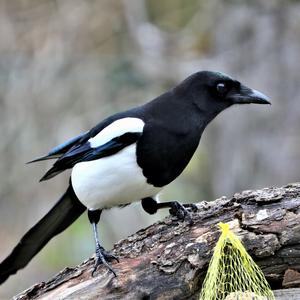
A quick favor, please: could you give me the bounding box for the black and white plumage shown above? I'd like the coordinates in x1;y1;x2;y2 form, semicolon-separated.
0;71;270;283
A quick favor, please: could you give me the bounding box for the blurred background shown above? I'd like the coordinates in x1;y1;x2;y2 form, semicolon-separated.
0;0;299;297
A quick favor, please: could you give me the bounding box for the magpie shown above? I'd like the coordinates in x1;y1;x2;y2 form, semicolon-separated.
0;71;270;284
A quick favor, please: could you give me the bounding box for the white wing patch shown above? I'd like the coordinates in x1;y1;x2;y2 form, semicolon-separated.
89;117;145;148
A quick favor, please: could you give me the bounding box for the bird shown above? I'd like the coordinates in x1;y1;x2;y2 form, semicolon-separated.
0;70;270;284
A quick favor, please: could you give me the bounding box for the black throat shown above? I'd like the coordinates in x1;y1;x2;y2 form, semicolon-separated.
135;90;219;187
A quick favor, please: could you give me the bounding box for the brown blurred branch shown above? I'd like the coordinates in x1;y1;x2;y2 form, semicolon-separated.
14;183;300;300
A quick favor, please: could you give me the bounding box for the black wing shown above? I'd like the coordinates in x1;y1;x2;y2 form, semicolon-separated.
27;106;143;164
27;131;88;163
27;112;123;164
40;132;142;181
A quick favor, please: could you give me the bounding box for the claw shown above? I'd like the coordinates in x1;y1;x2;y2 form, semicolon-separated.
183;203;198;212
92;258;117;277
92;244;118;277
99;246;119;263
169;201;194;225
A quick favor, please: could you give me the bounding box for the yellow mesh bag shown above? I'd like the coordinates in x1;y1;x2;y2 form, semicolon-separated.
199;222;275;300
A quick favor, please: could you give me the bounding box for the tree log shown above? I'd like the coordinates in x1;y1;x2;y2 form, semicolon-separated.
14;183;300;300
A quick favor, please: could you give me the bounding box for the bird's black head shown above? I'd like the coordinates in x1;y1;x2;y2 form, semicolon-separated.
175;71;270;118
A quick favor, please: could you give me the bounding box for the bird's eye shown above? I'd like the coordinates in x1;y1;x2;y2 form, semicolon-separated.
216;82;228;96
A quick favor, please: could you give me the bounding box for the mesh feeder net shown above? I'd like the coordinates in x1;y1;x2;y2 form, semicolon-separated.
199;222;275;300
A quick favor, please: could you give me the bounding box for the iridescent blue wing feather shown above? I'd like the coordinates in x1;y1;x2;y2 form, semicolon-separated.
28;131;88;163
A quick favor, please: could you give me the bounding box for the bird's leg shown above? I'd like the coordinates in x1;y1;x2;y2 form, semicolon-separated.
141;197;197;224
88;210;119;277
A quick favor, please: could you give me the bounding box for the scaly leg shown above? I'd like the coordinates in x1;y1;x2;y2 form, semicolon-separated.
88;210;119;277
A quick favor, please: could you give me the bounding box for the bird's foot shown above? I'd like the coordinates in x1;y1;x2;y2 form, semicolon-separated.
168;201;196;225
92;244;119;277
182;203;198;212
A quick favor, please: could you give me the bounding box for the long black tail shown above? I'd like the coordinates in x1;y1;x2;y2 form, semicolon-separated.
0;185;86;284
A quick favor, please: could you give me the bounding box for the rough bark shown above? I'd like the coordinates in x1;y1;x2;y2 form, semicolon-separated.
14;183;300;300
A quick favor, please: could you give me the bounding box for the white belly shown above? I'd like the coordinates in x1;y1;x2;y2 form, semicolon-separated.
71;144;161;210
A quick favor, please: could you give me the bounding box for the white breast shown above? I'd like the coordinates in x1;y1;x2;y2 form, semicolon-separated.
71;144;161;210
